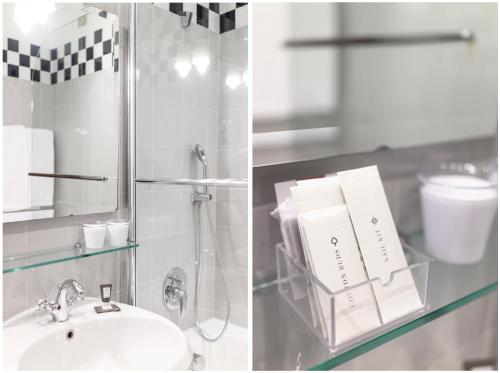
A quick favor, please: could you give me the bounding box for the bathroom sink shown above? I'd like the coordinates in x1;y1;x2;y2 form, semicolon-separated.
3;299;192;370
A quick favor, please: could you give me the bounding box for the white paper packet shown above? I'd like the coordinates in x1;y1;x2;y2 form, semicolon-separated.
338;165;422;323
290;178;346;337
298;205;381;345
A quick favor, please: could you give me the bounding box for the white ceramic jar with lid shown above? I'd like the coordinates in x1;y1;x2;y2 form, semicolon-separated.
418;160;497;264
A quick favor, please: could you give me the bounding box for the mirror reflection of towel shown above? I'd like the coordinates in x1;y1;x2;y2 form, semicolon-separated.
30;128;55;208
3;125;54;213
3;125;30;212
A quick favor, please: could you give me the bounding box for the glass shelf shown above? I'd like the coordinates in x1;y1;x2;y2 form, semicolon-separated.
253;228;497;370
3;242;138;274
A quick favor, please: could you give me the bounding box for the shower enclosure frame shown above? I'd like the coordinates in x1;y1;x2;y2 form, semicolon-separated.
128;2;137;306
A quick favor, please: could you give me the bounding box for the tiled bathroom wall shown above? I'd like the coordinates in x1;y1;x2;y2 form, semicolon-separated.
134;3;248;329
2;3;130;321
3;9;119;84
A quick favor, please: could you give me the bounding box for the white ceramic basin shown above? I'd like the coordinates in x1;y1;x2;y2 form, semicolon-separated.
3;299;192;370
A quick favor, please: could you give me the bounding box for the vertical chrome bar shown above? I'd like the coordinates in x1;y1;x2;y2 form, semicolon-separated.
128;2;137;306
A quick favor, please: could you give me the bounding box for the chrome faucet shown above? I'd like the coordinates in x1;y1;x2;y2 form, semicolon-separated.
36;279;86;322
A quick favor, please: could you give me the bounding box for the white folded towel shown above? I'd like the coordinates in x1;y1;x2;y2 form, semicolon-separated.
3;125;30;212
29;128;55;208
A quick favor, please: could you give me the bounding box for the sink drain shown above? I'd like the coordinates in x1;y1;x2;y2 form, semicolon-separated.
66;329;75;340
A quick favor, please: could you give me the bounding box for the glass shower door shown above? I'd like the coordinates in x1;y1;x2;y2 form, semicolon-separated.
133;3;248;370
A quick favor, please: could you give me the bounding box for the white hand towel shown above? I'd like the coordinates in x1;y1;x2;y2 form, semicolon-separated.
29;128;55;208
3;125;30;212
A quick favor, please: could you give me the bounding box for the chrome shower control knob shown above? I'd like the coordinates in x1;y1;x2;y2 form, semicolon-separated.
163;268;187;319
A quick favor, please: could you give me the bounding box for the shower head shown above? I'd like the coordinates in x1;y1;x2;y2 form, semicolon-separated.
194;144;209;194
194;144;208;166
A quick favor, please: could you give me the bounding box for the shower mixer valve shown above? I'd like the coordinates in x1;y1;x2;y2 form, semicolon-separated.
191;191;212;203
163;268;187;320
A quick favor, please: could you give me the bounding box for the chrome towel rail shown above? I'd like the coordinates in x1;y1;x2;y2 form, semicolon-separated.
28;173;109;182
285;29;474;48
135;178;248;188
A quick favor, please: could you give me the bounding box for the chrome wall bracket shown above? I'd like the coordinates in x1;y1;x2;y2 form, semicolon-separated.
180;11;192;28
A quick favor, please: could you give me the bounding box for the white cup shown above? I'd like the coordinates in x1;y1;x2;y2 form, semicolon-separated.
82;222;107;249
419;161;497;264
107;220;129;247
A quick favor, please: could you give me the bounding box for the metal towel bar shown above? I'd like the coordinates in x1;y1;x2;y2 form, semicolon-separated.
285;29;474;48
28;173;109;182
135;178;248;188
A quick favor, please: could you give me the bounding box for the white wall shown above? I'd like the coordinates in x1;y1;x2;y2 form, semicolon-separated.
338;2;497;148
253;3;497;166
253;3;339;121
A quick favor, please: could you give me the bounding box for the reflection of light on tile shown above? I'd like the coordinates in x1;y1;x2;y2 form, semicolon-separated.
192;54;210;74
242;69;248;85
74;128;89;136
174;59;192;78
225;72;241;90
15;1;55;34
136;69;141;80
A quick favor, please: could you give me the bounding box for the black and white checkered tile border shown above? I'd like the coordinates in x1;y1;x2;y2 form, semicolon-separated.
169;3;248;34
3;26;119;85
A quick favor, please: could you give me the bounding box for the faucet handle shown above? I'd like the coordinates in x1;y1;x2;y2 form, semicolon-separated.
36;292;53;311
36;291;48;304
167;273;183;285
177;289;186;320
66;281;86;306
71;280;85;295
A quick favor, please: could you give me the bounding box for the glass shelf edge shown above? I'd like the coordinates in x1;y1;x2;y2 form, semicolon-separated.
3;243;139;274
309;282;498;371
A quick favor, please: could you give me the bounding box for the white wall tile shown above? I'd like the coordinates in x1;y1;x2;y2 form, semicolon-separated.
136;282;152;310
152;146;182;178
180;106;207;149
152;51;182;104
136;48;153;99
152;100;182;147
152;189;182;237
216;227;247;270
136;97;153;146
218;108;247;150
151;234;182;281
137;4;154;52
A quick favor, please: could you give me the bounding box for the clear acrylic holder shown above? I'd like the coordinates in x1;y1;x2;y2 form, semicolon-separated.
276;240;431;353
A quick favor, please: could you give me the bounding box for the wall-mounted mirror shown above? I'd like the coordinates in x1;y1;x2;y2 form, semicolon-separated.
3;3;120;222
253;3;497;166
